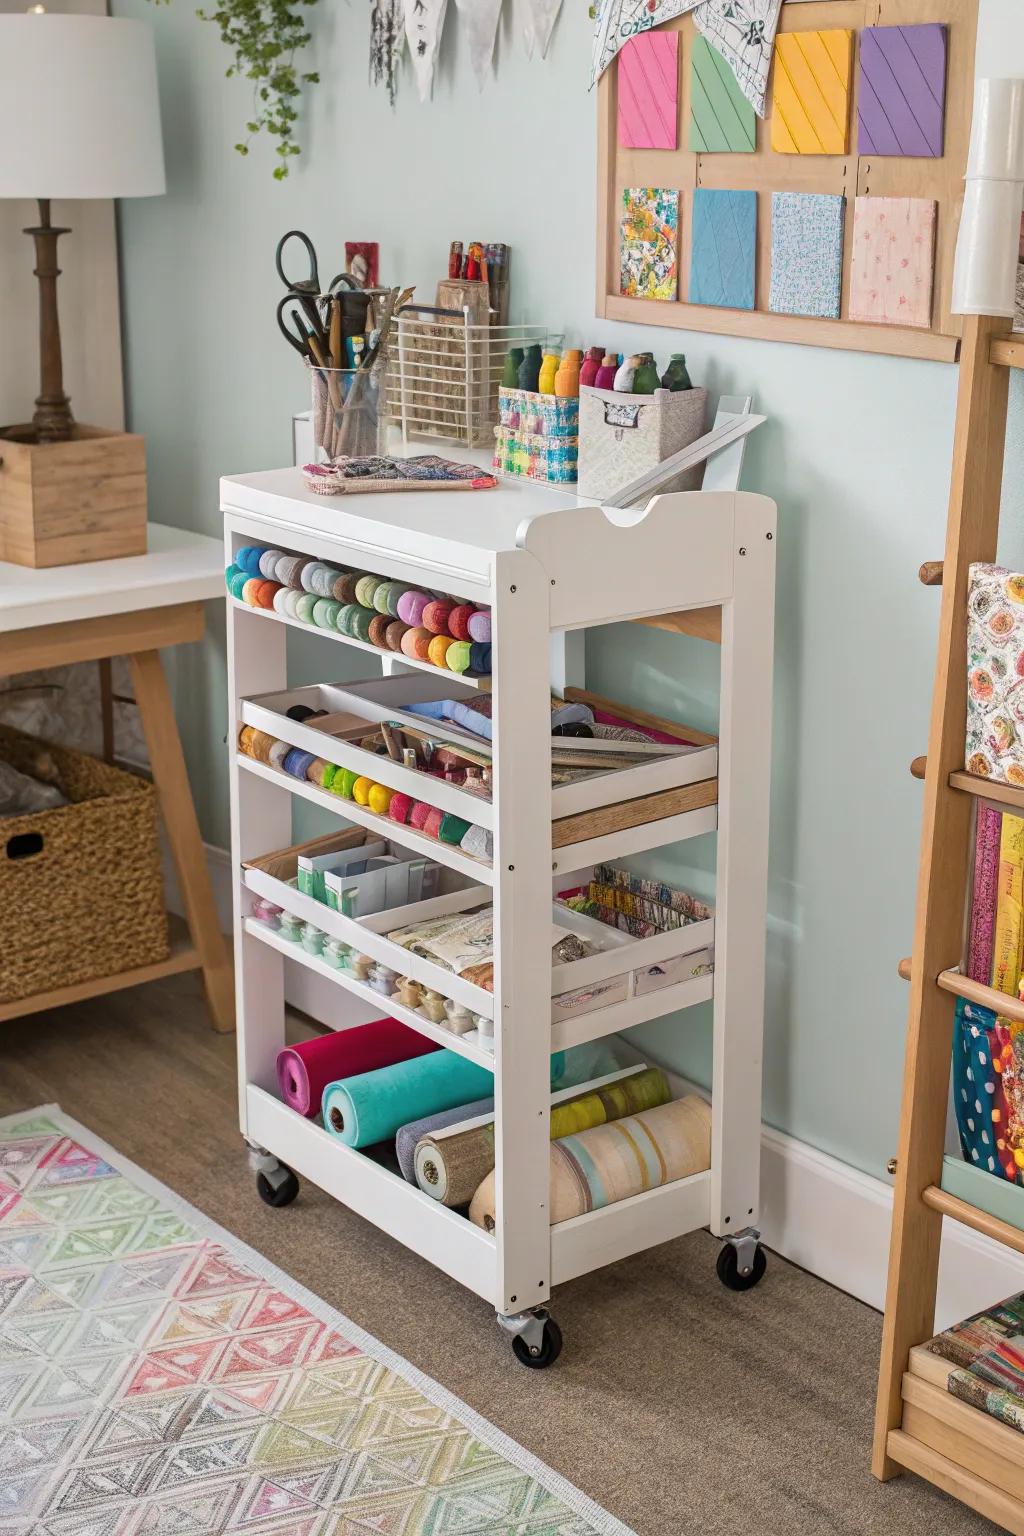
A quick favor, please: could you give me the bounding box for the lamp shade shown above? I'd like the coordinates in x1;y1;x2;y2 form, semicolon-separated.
0;15;165;199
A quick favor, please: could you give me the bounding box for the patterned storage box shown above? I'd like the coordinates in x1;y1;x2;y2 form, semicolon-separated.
577;385;707;503
493;426;578;485
966;563;1024;785
497;387;579;439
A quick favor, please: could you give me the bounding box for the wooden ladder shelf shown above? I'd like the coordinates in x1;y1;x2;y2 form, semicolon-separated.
873;312;1024;1529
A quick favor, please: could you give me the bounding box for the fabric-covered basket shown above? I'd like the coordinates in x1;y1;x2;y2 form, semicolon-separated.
0;724;168;1003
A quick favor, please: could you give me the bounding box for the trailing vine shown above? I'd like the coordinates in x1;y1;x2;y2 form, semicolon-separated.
155;0;320;178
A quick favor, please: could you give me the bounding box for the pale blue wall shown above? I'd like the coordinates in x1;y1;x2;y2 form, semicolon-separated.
116;0;1024;1179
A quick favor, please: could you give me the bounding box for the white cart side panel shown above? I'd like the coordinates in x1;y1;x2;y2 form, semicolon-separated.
226;576;291;1135
246;1087;497;1303
491;548;555;1314
518;492;771;629
710;494;777;1236
550;1172;712;1285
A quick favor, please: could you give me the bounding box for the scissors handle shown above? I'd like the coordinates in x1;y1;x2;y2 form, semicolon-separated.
276;294;312;359
275;229;320;295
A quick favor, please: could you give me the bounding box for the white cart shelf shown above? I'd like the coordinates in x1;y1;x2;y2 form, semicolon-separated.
224;455;776;1360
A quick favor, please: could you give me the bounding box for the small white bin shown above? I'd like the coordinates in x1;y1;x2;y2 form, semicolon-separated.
577;385;707;502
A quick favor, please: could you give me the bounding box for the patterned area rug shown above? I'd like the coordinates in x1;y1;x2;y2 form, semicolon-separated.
0;1107;634;1536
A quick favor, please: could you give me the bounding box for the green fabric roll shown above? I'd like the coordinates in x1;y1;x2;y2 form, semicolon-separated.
414;1066;670;1207
349;606;374;644
322;1052;495;1149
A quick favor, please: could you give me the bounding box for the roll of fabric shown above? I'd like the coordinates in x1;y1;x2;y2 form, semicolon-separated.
322;1052;496;1148
469;1095;711;1230
395;1096;495;1182
415;1067;670;1207
276;1018;439;1118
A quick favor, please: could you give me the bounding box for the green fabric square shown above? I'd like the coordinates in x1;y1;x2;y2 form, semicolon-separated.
689;35;756;153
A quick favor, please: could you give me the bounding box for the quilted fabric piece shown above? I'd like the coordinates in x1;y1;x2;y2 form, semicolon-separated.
689;188;756;309
0;1108;633;1535
858;24;946;157
689;34;756;151
620;186;679;300
849;195;936;329
769;191;844;318
966;562;1024;786
771;29;852;154
618;30;679;149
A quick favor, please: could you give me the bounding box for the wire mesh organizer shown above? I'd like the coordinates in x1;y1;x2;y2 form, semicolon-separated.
385;305;562;447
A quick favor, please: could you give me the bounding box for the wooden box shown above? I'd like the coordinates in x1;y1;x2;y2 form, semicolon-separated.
0;425;147;568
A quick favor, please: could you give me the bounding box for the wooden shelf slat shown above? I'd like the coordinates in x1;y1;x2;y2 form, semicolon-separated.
0;914;200;1023
632;607;722;644
886;1430;1024;1534
949;769;1024;812
921;1184;1024;1256
990;335;1024;370
936;966;1024;1023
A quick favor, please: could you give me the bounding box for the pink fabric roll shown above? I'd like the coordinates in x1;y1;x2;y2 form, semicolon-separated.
397;590;430;627
276;1017;439;1118
467;610;491;643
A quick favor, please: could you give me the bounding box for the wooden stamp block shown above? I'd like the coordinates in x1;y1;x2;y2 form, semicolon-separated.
0;425;147;568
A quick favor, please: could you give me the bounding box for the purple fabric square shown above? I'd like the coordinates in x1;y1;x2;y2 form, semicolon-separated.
858;24;946;158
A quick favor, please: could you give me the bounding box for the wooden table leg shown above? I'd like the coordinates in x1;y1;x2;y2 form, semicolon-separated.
128;648;235;1034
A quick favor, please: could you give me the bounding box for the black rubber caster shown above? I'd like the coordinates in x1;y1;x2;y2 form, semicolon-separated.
256;1165;300;1208
511;1318;563;1369
716;1241;767;1292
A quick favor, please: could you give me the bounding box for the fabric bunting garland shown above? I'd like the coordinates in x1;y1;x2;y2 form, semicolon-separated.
591;0;783;117
404;0;450;100
454;0;504;86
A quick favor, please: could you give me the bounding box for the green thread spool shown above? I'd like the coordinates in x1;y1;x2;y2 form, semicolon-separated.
349;607;374;644
321;763;339;791
334;767;360;799
445;640;472;674
502;347;524;389
438;813;472;844
313;598;342;629
295;593;318;624
228;571;249;601
335;604;358;635
355;574;384;608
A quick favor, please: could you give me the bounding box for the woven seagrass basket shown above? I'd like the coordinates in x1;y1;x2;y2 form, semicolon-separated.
0;724;168;1003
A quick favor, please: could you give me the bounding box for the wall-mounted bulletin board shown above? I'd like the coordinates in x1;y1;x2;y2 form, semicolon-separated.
596;0;980;362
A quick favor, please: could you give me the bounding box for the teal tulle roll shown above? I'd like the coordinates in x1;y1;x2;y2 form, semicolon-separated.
322;1048;569;1148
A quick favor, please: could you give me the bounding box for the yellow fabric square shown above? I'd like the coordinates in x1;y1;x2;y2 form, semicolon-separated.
771;30;852;154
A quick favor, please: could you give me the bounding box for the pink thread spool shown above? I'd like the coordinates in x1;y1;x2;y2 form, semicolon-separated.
467;610;491;643
423;806;444;838
408;801;431;831
397;590;430;627
422;599;455;636
389;791;414;824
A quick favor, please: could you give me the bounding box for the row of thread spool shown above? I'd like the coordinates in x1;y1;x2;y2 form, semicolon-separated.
502;345;695;398
227;544;492;676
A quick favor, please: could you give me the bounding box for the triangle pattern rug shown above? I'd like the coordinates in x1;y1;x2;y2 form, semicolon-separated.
0;1107;635;1536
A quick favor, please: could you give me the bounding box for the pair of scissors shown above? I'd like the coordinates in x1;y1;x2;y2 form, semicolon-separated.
275;229;361;360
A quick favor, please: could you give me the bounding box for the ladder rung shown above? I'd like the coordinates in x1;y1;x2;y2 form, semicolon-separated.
937;968;1024;1023
949;770;1024;813
898;957;911;981
921;1184;1024;1256
910;756;926;780
918;561;943;586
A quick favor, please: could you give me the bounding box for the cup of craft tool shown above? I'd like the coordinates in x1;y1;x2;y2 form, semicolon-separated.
309;364;386;461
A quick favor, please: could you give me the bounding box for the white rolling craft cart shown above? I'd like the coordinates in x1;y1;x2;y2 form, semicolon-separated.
223;409;776;1368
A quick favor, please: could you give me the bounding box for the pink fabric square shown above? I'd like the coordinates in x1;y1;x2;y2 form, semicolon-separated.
849;196;936;329
617;32;679;150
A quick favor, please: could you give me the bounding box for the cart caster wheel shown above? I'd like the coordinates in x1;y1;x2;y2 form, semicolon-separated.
256;1165;299;1208
511;1318;562;1369
716;1240;767;1292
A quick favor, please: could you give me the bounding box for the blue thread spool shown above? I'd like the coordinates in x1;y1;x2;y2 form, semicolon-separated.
312;565;343;598
300;561;325;593
469;642;491;674
238;546;266;577
283;748;315;779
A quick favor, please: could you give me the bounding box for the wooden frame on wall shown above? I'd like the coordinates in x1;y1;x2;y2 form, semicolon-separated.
596;0;980;362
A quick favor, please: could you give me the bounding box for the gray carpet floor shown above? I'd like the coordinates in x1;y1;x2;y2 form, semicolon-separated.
0;970;1000;1536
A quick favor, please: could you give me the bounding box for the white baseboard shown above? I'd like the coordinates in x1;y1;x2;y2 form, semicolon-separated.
177;844;1024;1327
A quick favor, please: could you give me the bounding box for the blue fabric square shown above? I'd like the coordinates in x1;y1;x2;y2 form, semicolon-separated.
769;192;845;319
689;189;756;310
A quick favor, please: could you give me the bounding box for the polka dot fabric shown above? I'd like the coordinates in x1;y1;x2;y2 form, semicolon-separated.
953;998;1024;1182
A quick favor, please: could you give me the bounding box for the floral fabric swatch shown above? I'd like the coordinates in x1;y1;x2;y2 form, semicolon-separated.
768;191;844;319
620;187;679;301
849;196;936;329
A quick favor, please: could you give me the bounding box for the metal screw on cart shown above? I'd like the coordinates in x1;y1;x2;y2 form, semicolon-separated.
510;584;517;592
739;547;746;556
766;532;773;540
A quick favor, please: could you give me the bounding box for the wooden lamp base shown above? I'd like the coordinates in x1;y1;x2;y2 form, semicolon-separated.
0;424;147;568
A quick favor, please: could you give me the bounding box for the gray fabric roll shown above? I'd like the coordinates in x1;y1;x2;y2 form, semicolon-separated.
395;1095;495;1182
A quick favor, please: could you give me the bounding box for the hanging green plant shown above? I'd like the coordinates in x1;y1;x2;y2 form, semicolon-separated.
154;0;320;178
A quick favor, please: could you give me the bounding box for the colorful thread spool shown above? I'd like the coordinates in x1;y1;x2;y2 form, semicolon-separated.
389;791;414;824
313;598;342;629
423;806;444;839
372;580;407;616
367;614;392;649
421;599;455;635
332;767;360;799
241;578;261;606
334;604;358;636
283;748;316;779
439;812;471;844
295;593;318;625
467;610;491;643
273;588;291;616
352;776;375;806
300;561;327;593
249;731;276;763
282;590;304;620
461;824;492;859
427;634;453;669
273;553;305;587
469;642;491;674
349;607;374;644
367;783;393;816
258;549;285;580
396;590;430;628
306;758;330;787
255;580;279;609
401;627;432;661
237;725;256;756
301;924;325;956
445;640;472;674
354;574;384;608
333;571;363;604
268;740;291;771
447;604;475;641
385;620;409;651
408;801;431;831
236;546;265;577
311;565;344;598
228;571;249;601
320;763;339;791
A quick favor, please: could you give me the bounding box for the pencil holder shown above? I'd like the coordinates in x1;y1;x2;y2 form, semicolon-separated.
309;363;386;463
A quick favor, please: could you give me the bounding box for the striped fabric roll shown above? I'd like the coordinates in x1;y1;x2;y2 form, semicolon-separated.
468;1095;711;1231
